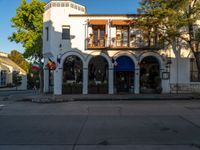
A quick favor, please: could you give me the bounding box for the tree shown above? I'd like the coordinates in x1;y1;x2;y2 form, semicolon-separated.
138;0;200;72
13;71;22;90
9;0;46;93
8;50;30;73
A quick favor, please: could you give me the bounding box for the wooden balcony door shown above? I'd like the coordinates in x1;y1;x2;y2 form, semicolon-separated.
93;25;105;47
116;26;129;47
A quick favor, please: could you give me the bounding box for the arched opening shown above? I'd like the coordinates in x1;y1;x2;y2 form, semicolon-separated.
114;56;135;93
140;56;161;93
88;56;108;94
62;55;83;94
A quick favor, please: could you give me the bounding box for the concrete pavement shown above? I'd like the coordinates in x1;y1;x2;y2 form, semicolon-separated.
0;115;200;150
32;93;200;103
1;90;200;102
0;145;199;150
0;99;200;150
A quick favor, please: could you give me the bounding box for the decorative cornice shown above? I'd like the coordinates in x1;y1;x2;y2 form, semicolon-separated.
69;14;144;17
45;0;86;13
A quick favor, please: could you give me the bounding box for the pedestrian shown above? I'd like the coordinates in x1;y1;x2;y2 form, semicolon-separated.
33;85;37;93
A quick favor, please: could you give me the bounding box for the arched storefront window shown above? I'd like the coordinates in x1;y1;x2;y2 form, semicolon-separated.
88;56;108;94
62;56;83;94
140;56;161;93
114;56;135;93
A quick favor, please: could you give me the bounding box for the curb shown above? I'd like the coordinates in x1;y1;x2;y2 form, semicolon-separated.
74;97;199;101
32;96;200;103
2;94;200;103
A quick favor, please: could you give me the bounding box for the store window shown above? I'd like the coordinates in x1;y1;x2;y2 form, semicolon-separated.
190;58;200;82
0;70;6;86
88;56;108;94
62;56;83;94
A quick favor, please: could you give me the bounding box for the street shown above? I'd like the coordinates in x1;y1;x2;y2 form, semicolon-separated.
0;98;200;150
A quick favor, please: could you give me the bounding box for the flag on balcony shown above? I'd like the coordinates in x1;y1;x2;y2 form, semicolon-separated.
46;58;56;70
57;55;61;64
31;62;41;71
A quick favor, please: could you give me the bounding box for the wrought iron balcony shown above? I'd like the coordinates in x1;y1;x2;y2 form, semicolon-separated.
86;36;164;50
86;36;107;49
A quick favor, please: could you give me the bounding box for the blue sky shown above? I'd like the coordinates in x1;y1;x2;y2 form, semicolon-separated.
0;0;140;54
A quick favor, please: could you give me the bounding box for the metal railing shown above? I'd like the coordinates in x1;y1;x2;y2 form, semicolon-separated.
86;36;164;50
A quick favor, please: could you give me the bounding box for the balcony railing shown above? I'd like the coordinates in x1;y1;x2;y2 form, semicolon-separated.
86;35;164;50
87;36;107;49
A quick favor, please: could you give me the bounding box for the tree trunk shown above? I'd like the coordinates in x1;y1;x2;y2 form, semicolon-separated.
38;57;44;94
39;69;44;94
148;30;151;47
171;38;179;94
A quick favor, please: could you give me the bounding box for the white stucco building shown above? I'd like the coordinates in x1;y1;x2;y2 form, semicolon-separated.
0;52;27;90
43;0;200;95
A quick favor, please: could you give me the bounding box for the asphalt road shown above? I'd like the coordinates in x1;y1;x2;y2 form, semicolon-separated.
0;99;200;150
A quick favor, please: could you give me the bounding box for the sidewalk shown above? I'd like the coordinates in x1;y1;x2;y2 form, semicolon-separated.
31;93;200;103
1;91;200;103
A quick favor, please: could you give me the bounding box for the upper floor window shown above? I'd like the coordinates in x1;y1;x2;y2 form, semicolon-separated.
62;26;70;40
116;26;129;47
190;58;200;82
45;27;49;41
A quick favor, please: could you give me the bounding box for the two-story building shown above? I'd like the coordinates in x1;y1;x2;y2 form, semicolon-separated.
0;52;27;90
43;0;200;95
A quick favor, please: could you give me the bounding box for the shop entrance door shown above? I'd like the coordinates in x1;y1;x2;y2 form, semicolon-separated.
115;72;134;93
114;56;135;94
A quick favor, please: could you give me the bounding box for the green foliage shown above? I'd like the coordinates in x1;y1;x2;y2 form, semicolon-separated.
9;0;46;93
138;0;200;73
139;0;200;44
9;0;46;60
12;71;22;90
8;50;30;73
195;28;200;42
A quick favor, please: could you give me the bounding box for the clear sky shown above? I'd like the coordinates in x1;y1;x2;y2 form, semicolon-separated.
0;0;140;54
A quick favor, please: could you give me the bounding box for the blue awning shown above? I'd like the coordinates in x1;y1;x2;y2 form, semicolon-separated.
114;56;135;72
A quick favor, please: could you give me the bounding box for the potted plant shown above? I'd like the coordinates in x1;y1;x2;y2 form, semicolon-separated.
98;81;108;94
88;80;97;94
154;76;162;94
72;83;82;94
62;83;72;94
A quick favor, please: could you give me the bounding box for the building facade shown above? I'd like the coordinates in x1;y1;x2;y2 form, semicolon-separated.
43;0;200;95
0;52;27;90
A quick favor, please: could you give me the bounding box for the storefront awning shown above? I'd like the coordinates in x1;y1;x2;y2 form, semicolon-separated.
88;20;108;25
114;56;135;72
111;20;136;26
